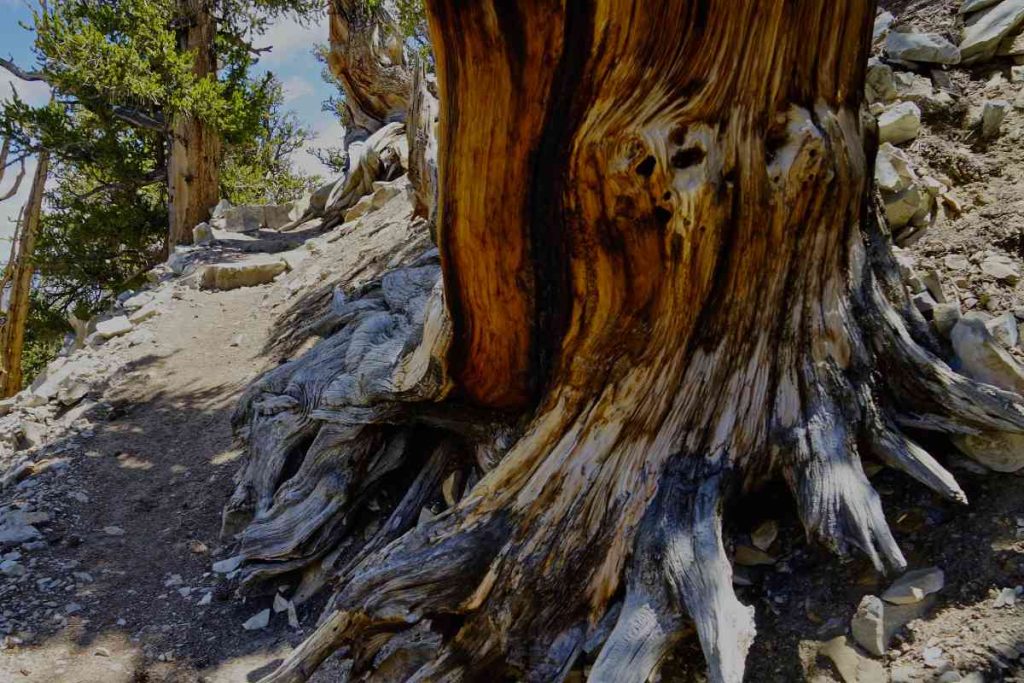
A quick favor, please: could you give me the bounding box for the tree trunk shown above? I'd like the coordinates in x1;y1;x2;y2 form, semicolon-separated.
167;0;220;248
0;150;49;397
234;3;1024;682
327;0;413;146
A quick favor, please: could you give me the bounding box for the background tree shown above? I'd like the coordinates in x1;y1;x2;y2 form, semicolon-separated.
213;2;1024;683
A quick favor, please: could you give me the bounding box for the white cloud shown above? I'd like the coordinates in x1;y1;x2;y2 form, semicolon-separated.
0;156;36;254
293;117;346;180
260;13;327;66
281;75;316;101
0;75;50;108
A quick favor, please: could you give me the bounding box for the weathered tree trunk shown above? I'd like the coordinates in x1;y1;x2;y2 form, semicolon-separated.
231;3;1024;682
0;150;49;397
167;0;220;247
327;0;414;146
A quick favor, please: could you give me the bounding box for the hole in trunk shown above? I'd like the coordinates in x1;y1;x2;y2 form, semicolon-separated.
671;147;706;169
636;155;656;178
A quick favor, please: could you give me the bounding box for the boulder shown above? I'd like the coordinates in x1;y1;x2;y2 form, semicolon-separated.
882;567;944;605
980;253;1020;283
980;99;1010;139
210;198;232;219
932;303;962;337
954;430;1024;471
886;29;961;64
878;101;922;144
874;11;895;42
0;510;42;548
987;313;1020;349
222;205;264;233
998;30;1024;56
200;256;288;291
865;59;897;104
192;222;214;245
852;595;887;656
875;143;916;193
95;316;133;340
884;185;928;228
951;315;1024;393
960;0;1024;63
818;636;887;683
263;203;302;230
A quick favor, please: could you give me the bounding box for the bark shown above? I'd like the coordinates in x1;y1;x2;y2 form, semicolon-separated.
327;0;414;146
0;150;49;397
230;2;1024;682
167;0;221;248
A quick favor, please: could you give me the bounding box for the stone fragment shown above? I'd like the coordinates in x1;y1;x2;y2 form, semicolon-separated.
980;99;1010;138
980;254;1020;283
192;222;213;245
874;11;895;42
222;205;263;233
882;567;944;605
932;303;962;337
103;526;125;536
819;636;887;683
734;545;775;566
287;601;299;629
0;559;25;577
875;143;916;193
953;431;1024;472
273;593;290;613
960;0;1024;64
197;592;212;606
885;185;928;228
129;303;160;324
886;29;961;64
210;198;231;219
894;72;956;114
987;313;1020;349
95;317;133;340
212;555;244;574
993;586;1018;607
242;608;270;630
200;256;288;291
865;59;896;104
751;520;778;552
878;101;922;144
851;595;886;656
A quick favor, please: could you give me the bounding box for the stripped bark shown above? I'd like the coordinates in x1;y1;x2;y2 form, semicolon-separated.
224;2;1024;681
0;150;49;397
168;0;221;247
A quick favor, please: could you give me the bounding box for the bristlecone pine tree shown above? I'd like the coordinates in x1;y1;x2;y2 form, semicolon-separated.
225;2;1024;681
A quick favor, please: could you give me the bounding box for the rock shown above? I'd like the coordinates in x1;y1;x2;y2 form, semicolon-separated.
893;72;956;114
960;0;1024;64
913;291;938;316
987;313;1020;349
875;143;916;193
882;567;944;605
273;593;290;613
0;511;41;548
874;11;895;42
953;431;1024;472
819;636;887;683
287;601;299;629
0;559;25;577
210;198;231;219
884;185;928;228
999;30;1024;56
262;203;302;230
851;595;886;657
192;222;213;245
122;292;153;311
1013;64;1024;82
980;254;1020;284
865;59;896;104
886;29;961;64
129;302;160;324
878;101;922;145
992;586;1019;607
242;608;270;631
980;99;1010;139
200;256;288;291
167;246;197;276
923;646;948;668
212;555;244;574
197;592;212;606
222;205;264;233
95;316;133;340
102;526;125;536
933;303;962;337
734;545;775;566
961;0;1002;13
751;520;778;551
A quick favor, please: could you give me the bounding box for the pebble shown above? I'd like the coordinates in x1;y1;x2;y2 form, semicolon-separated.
882;567;944;605
102;526;125;536
242;608;270;631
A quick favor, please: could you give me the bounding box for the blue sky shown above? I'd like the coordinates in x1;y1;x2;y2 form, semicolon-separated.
0;0;341;243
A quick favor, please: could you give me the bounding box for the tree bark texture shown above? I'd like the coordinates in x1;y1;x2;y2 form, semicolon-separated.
167;0;221;248
328;0;414;145
231;2;1024;681
0;150;49;397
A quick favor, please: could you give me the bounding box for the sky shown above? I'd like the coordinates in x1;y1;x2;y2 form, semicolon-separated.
0;0;342;245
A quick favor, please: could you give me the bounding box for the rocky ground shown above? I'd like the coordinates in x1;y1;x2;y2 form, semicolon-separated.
1;2;1024;682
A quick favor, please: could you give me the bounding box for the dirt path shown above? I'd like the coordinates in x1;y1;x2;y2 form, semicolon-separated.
0;272;321;682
